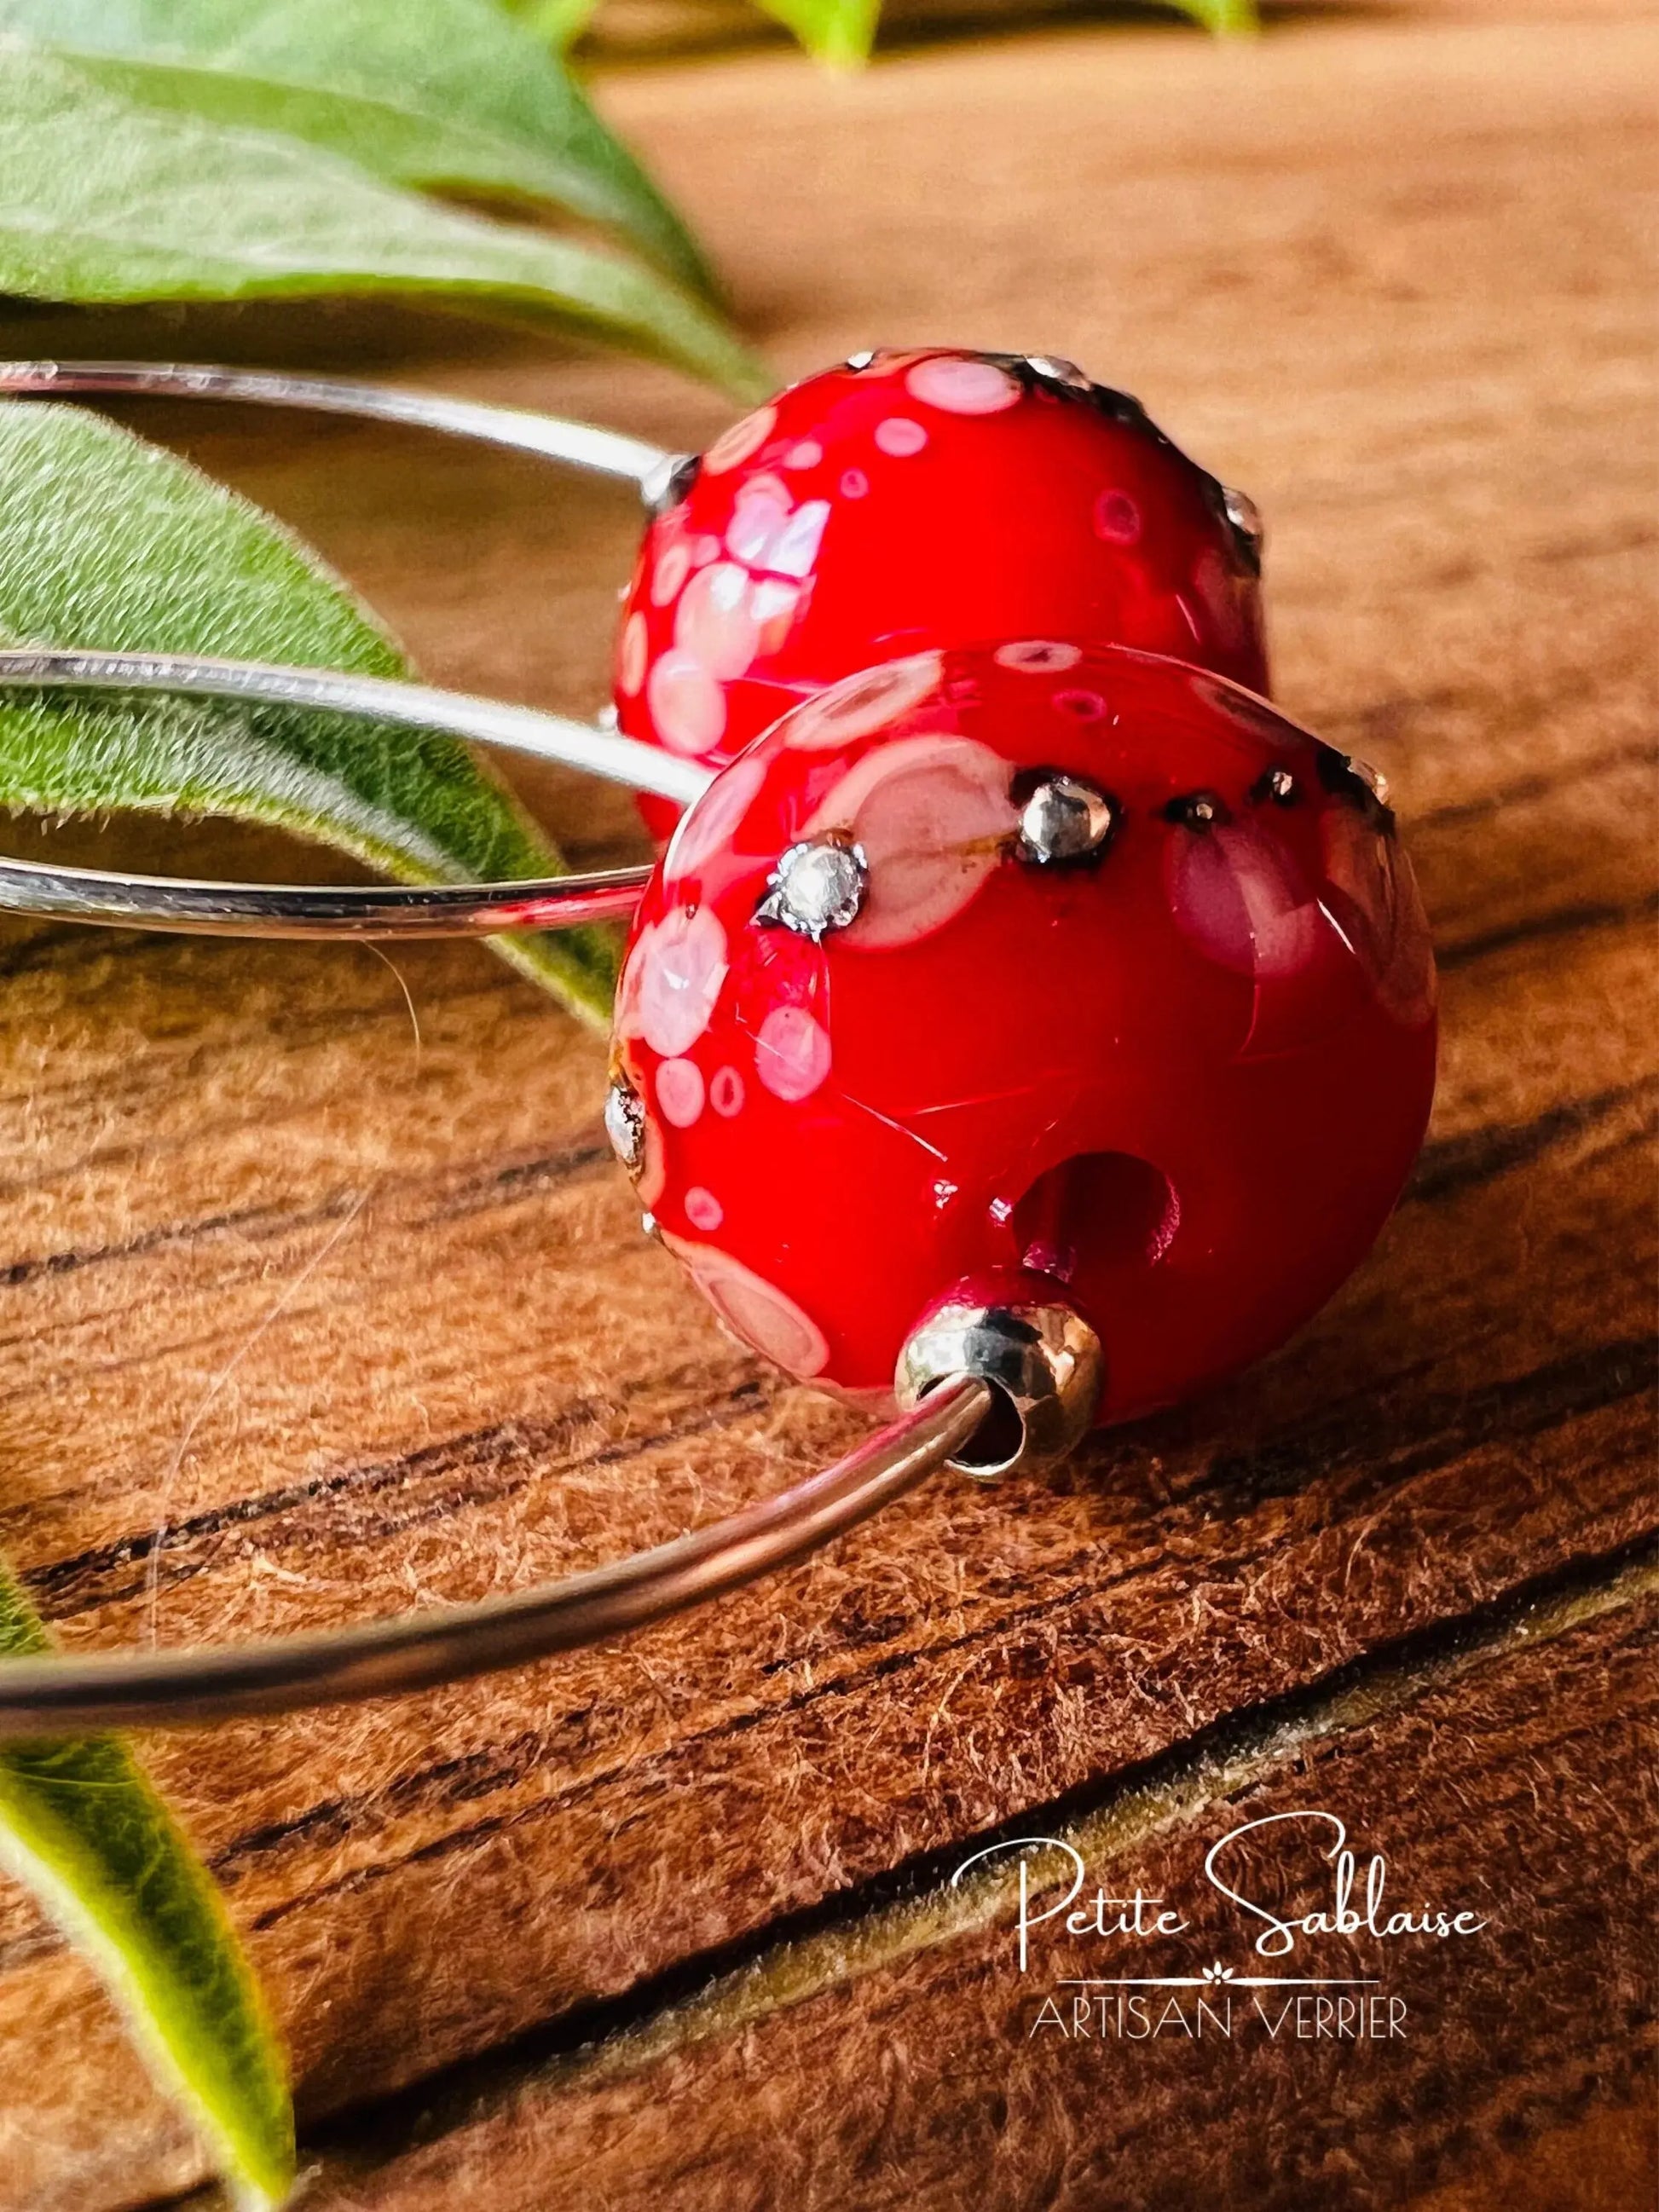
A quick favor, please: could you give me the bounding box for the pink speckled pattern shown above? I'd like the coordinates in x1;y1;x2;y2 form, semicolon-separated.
610;643;1435;1423
617;349;1269;838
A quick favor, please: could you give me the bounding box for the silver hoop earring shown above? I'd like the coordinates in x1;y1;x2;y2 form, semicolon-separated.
0;356;1434;1748
0;1379;991;1736
0;356;684;500
0;649;707;936
0;364;1088;1741
0;357;708;937
0;642;1028;1735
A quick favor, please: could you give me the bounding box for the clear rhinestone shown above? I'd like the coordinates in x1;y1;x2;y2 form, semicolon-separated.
1222;486;1264;567
845;349;878;371
1025;354;1093;391
1018;776;1117;864
604;1076;645;1175
1350;755;1390;806
758;839;868;939
1263;766;1296;804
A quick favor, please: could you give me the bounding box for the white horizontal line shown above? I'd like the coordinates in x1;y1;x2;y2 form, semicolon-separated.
1058;1978;1381;1989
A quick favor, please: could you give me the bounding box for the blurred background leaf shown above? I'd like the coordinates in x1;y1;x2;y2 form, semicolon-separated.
0;400;621;1025
1170;0;1257;34
750;0;881;67
505;0;1255;63
512;0;608;45
0;1560;294;2209
0;0;713;294
0;42;763;396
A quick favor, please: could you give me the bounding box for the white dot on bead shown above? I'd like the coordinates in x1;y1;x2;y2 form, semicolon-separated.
1094;488;1141;545
710;1066;745;1117
703;404;777;474
685;1187;724;1232
618;613;648;696
995;640;1084;673
756;1005;831;1102
656;1057;707;1128
783;651;943;750
875;417;928;457
635;907;730;1057
675;563;761;681
650;540;692;606
668;1239;830;1377
647;650;726;755
905;356;1020;415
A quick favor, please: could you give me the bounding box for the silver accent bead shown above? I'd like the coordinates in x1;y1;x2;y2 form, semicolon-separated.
604;1075;645;1175
1222;486;1264;569
1349;755;1390;806
1025;354;1093;392
1170;792;1221;829
1263;765;1296;804
640;450;699;517
897;1292;1104;1480
755;838;868;940
1017;774;1117;865
845;349;878;371
640;1210;662;1244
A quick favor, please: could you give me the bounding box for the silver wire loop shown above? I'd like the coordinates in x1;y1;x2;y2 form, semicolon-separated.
0;362;703;934
0;359;673;494
0;650;713;937
0;375;998;1739
0;378;995;1741
0;852;652;939
0;1377;991;1736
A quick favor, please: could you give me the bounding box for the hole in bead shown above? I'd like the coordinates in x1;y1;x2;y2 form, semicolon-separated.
928;1377;1026;1478
1012;1152;1178;1279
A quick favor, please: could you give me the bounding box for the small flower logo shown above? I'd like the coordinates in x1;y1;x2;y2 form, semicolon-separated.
1201;1961;1236;1984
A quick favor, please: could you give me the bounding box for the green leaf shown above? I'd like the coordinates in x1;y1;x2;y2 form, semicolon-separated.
745;0;1257;58
0;1559;293;2209
1167;0;1258;34
0;43;766;400
507;0;607;51
0;399;619;1026
0;0;714;297
749;0;881;67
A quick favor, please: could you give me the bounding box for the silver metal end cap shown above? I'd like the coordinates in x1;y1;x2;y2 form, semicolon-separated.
641;450;700;517
896;1284;1103;1481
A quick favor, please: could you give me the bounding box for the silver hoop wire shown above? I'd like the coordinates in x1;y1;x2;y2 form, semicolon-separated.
0;650;714;936
0;377;1001;1735
0;358;677;500
0;658;994;1733
0;362;713;932
0;1377;990;1736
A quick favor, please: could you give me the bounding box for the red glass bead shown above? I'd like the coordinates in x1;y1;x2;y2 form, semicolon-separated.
618;349;1269;839
607;643;1436;1430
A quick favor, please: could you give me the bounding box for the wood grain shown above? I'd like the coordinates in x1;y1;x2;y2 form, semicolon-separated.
0;5;1654;2207
292;1562;1659;2211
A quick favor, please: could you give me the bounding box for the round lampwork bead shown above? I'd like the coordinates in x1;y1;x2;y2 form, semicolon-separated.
617;348;1269;836
608;642;1435;1429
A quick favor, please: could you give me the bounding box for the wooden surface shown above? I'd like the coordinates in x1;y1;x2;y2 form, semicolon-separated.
0;4;1655;2207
